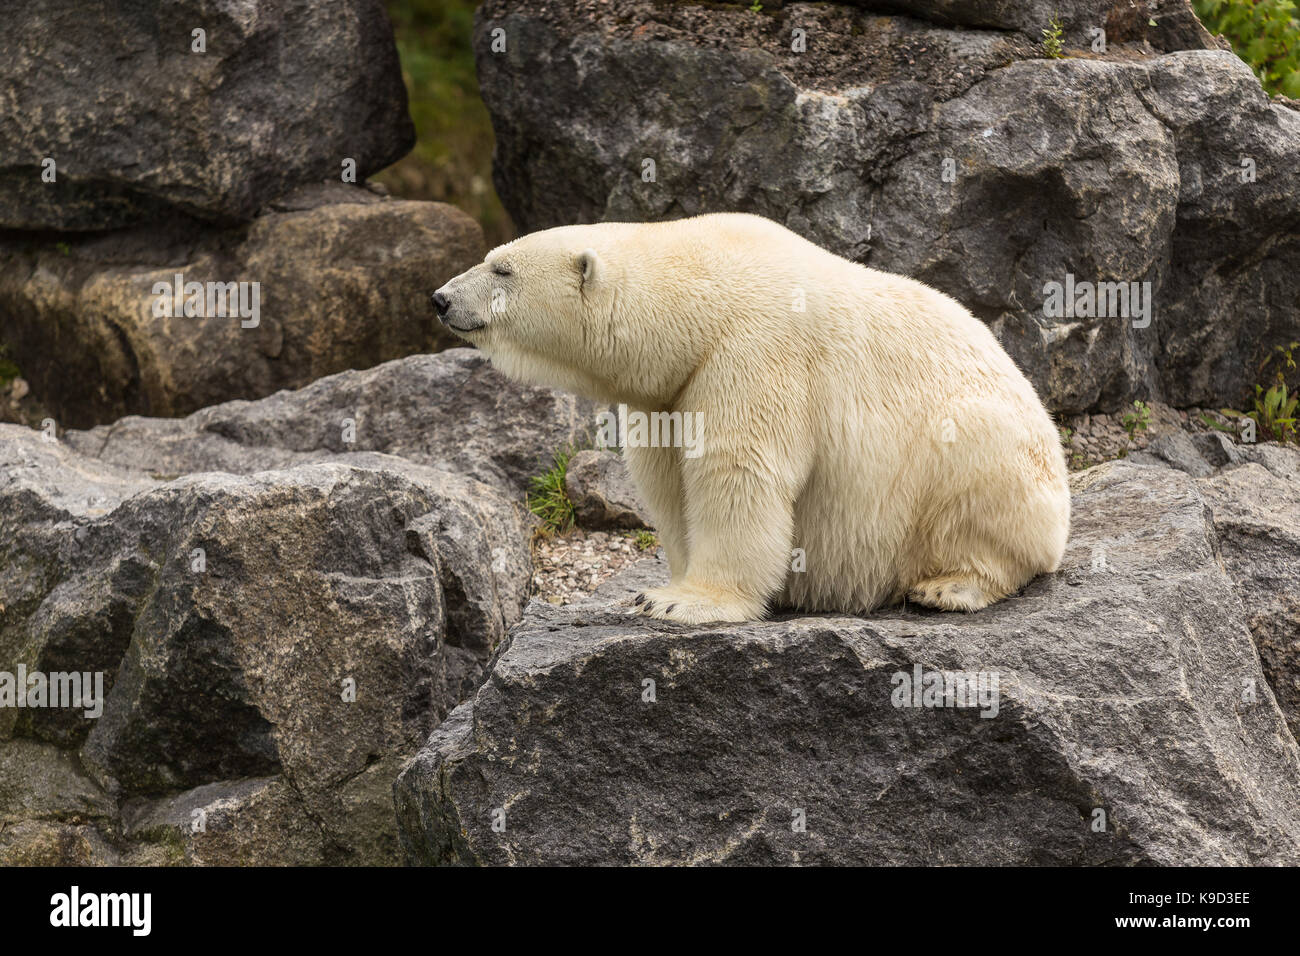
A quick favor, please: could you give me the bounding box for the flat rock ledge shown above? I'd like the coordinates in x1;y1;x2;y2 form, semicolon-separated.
396;457;1300;865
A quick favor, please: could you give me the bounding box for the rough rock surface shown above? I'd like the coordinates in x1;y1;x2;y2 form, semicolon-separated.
1133;438;1300;740
396;457;1300;865
473;0;1299;413
565;450;651;530
1134;429;1300;483
845;0;1220;49
62;349;597;494
1198;464;1300;742
0;350;596;865
0;189;484;428
0;0;414;230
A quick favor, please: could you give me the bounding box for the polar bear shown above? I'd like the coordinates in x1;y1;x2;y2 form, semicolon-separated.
432;213;1070;624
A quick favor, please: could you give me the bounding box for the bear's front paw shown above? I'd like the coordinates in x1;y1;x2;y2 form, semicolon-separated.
633;584;763;625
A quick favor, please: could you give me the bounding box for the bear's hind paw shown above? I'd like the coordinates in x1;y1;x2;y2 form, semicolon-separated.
906;575;998;612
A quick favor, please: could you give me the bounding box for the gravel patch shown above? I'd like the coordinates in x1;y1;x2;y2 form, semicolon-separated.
531;528;659;605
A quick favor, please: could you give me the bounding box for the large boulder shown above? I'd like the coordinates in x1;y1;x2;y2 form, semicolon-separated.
472;0;1300;413
395;457;1300;865
0;189;484;428
0;350;597;865
0;0;414;230
61;348;598;494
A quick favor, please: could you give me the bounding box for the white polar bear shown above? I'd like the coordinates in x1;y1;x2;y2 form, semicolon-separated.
432;213;1070;624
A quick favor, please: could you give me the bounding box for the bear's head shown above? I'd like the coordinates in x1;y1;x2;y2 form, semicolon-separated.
431;224;622;400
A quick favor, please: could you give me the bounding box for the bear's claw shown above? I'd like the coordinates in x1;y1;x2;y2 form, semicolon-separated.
633;584;761;624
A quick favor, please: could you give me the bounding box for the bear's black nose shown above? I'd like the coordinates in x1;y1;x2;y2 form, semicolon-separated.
431;292;450;316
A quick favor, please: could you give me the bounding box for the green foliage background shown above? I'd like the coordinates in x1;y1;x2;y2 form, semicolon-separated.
1194;0;1300;97
375;0;511;244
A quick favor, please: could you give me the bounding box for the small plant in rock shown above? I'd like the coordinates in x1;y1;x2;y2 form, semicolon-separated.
1204;342;1300;444
633;530;659;552
1254;374;1298;442
1042;15;1066;58
528;446;578;534
748;1;764;13
1120;400;1151;444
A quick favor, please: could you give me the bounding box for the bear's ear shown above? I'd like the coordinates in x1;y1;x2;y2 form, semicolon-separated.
575;249;602;287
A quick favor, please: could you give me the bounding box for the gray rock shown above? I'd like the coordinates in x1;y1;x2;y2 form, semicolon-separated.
473;0;1299;414
396;460;1300;865
1189;430;1245;468
121;777;324;867
1128;430;1215;476
1124;439;1300;739
0;0;414;229
62;349;598;496
0;739;115;827
1196;461;1300;741
1236;442;1300;484
846;0;1221;49
1148;431;1300;484
578;553;670;606
565;450;651;530
0;346;600;865
0;192;484;428
0;427;533;864
0;820;125;866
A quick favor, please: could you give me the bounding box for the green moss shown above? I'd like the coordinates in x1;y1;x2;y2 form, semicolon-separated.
633;530;659;551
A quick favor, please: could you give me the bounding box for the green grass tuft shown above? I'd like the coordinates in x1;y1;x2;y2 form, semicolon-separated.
528;446;578;534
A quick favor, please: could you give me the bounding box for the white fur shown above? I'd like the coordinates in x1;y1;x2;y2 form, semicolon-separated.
434;213;1070;624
